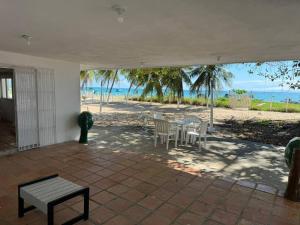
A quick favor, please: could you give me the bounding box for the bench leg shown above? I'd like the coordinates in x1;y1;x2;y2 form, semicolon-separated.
47;188;89;225
18;196;24;218
83;189;89;220
18;193;36;217
48;205;54;225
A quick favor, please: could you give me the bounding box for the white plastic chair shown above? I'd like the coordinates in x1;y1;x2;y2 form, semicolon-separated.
137;111;149;127
185;121;208;150
154;119;178;150
178;115;201;144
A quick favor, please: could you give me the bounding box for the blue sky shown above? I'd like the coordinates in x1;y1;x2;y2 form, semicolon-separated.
90;62;300;92
225;64;286;92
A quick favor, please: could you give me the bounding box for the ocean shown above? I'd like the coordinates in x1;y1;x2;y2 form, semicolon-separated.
81;87;300;103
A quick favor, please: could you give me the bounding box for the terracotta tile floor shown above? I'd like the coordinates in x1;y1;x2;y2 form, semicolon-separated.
0;142;299;225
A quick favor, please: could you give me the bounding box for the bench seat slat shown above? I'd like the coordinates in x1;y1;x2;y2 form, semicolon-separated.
27;180;80;199
20;177;83;214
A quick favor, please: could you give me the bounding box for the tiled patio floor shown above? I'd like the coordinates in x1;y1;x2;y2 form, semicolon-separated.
88;123;288;191
0;142;299;225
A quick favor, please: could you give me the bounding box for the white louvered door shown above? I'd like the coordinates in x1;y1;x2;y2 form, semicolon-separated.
14;67;39;151
36;68;56;146
14;67;56;151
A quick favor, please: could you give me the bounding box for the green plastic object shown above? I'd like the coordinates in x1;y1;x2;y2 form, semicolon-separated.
78;111;94;143
285;137;300;169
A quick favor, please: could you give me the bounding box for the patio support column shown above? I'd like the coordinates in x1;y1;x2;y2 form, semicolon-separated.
209;79;214;132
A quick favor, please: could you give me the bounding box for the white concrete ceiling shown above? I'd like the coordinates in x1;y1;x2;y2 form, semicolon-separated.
0;0;300;68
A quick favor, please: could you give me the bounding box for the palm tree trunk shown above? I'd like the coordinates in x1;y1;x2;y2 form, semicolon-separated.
106;80;110;92
133;85;140;94
126;81;134;102
81;77;88;90
107;69;118;102
80;79;86;105
80;80;85;90
205;89;209;108
105;80;110;101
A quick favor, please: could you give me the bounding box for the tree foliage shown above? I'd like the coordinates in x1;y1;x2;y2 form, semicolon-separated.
161;67;191;100
80;65;233;102
190;65;233;97
80;70;95;90
248;61;300;89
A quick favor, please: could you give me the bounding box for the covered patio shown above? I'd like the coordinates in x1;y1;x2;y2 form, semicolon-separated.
0;141;298;225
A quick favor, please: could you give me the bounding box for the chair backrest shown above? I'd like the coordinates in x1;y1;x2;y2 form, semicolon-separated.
138;111;146;120
199;121;208;135
154;119;170;134
153;111;164;120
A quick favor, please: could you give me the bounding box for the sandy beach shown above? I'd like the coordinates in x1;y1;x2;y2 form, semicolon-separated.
81;99;300;122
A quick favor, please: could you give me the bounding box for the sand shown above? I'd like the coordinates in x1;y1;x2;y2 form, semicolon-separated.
81;99;300;123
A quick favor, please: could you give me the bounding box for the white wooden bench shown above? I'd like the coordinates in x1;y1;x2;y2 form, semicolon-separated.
18;174;89;225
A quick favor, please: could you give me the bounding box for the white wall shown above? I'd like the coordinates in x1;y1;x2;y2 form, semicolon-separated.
0;50;80;143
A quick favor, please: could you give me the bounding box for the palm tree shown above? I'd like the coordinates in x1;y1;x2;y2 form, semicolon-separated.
140;68;165;101
80;70;95;90
132;67;191;104
80;70;96;106
94;70;107;82
161;67;191;103
102;70;114;92
107;69;119;102
190;65;232;96
94;70;111;94
122;69;145;101
190;65;233;130
92;69;120;103
94;70;109;111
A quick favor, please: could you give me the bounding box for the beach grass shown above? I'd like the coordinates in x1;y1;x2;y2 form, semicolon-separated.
250;99;300;112
129;96;300;113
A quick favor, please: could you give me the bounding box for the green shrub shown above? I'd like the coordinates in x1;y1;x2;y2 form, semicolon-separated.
232;89;247;95
129;95;300;113
216;97;230;108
